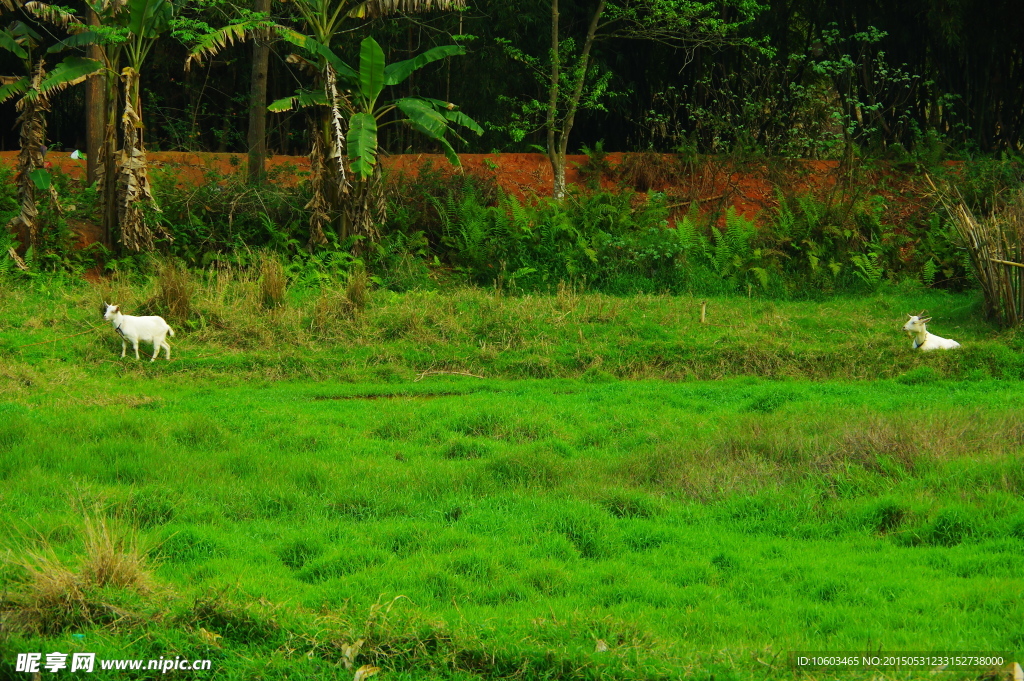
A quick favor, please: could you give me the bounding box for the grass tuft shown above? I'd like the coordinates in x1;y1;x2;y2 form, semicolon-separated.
156;259;193;323
258;250;288;309
2;513;155;634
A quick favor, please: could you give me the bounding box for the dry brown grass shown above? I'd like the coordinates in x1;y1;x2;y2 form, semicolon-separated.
258;250;288;309
932;178;1024;327
310;290;352;339
617;152;681;192
1;513;156;634
156;259;193;323
345;263;369;313
618;408;1024;503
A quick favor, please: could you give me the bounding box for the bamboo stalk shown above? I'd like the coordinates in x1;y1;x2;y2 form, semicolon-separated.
927;175;1024;327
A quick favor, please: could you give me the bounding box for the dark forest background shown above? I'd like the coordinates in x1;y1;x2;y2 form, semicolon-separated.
2;0;1022;159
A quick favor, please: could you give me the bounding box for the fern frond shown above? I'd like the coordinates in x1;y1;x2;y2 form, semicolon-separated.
674;215;697;251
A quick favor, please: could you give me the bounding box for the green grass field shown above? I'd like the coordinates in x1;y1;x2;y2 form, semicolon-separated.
1;276;1022;680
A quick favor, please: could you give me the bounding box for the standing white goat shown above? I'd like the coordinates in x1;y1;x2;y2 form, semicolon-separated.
102;303;175;361
902;312;960;351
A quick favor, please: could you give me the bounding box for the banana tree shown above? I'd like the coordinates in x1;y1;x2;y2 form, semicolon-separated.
50;0;176;252
0;16;102;252
269;35;481;245
187;0;467;248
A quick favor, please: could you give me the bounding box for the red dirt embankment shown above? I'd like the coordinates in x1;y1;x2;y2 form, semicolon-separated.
0;150;929;230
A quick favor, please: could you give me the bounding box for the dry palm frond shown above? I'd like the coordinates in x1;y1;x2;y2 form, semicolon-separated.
284;53;320;77
185;18;273;71
7;247;29;270
304;124;332;248
23;1;82;28
344;168;385;248
6;60;62;251
117;67;167;252
351;0;467;18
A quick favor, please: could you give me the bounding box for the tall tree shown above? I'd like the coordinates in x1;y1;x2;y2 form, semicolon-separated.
268;35;480;243
0;8;102;253
50;0;174;251
191;0;468;247
84;7;104;193
499;0;765;199
246;0;271;183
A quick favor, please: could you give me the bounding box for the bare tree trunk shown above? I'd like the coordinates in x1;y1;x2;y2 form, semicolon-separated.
546;0;605;201
247;0;271;184
85;8;105;198
545;0;561;199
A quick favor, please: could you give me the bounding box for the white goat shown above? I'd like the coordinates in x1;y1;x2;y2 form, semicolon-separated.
902;312;960;351
102;303;175;361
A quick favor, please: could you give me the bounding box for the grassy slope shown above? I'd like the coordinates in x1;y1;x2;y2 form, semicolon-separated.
1;278;1023;679
1;273;1023;388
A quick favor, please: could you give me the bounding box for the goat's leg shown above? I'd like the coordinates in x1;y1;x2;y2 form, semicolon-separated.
163;341;171;360
151;341;160;362
121;339;127;358
133;340;140;360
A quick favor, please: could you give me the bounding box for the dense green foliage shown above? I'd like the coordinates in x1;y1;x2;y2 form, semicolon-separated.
1;0;1023;156
7;155;1011;299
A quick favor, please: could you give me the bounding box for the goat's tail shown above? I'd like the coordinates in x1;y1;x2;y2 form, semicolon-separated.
168;326;176;337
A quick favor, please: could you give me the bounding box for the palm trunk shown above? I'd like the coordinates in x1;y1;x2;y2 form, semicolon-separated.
246;0;272;184
100;49;119;252
85;8;105;195
9;60;60;252
117;67;163;251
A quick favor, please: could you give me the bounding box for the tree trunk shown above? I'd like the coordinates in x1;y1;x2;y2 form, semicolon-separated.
85;8;105;196
100;48;119;253
117;68;164;252
545;0;561;199
247;0;271;183
546;0;605;201
9;61;55;253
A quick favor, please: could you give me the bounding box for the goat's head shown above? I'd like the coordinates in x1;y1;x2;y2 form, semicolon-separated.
102;303;120;321
902;313;931;333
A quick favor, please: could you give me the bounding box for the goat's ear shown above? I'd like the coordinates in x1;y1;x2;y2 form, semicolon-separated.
921;317;931;323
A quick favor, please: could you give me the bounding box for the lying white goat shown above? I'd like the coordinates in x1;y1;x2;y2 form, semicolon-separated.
902;312;960;351
102;303;175;361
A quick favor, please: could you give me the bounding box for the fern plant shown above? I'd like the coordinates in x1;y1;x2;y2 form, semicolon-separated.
699;208;766;289
851;252;885;288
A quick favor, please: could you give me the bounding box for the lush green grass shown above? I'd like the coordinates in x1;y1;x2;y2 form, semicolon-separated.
1;271;1023;390
1;277;1022;679
2;377;1023;679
